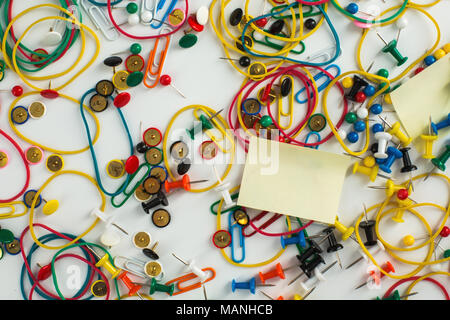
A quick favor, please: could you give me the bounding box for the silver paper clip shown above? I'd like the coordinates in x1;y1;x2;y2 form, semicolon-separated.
80;0;119;41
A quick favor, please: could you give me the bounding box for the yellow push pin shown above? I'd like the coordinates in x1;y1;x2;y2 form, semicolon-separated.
403;235;415;247
42;199;59;215
388;122;412;147
95;253;121;279
352;162;391;182
362;155;376;168
392;198;413;223
443;43;450;54
384;93;392;105
334;217;354;241
420;116;438;159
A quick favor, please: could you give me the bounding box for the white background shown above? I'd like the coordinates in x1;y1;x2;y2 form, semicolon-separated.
0;0;448;300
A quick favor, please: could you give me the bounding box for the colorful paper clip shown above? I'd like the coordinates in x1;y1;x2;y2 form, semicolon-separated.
242;211;283;237
0;201;28;219
229;211;245;263
144;27;171;88
304;131;322;149
80;0;119;41
150;0;178;29
295;64;341;104
165;267;216;296
111;163;151;208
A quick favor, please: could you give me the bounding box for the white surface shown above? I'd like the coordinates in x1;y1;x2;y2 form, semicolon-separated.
0;0;449;300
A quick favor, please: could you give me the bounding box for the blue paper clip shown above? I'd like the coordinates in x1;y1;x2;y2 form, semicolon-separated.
295;64;341;104
304;131;321;149
150;0;177;29
229;211;245;263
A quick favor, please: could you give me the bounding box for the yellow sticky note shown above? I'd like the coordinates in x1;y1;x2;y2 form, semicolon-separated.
390;54;450;140
237;136;351;225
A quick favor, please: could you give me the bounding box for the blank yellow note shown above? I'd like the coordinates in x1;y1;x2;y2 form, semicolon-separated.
237;136;351;225
390;54;450;140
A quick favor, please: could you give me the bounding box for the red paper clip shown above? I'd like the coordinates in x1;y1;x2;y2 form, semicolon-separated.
165;267;216;296
242;211;283;237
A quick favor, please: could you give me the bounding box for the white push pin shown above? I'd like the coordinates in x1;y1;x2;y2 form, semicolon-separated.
356;106;369;119
212;165;236;210
374;131;392;159
100;226;121;247
346;240;385;269
396;17;408;43
91;208;128;235
172;253;208;282
196;6;209;26
299;260;337;293
42;13;64;46
118;13;140;27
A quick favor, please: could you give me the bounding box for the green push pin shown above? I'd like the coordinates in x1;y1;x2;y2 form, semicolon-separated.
444;249;450;259
376;33;408;66
424;144;450;181
126;3;139;14
376;290;418;300
126;71;144;87
186;109;223;140
149;278;175;296
345;112;357;124
179;34;198;49
260;115;273;128
377;69;390;92
130;43;142;55
0;229;15;244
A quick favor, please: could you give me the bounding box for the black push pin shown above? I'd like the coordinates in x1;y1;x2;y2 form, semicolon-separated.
323;227;343;269
299;254;325;278
345;76;368;101
136;141;150;154
359;220;377;247
143;241;160;260
296;239;323;264
268;20;284;35
400;147;417;173
141;191;168;213
177;158;191;175
103;56;123;75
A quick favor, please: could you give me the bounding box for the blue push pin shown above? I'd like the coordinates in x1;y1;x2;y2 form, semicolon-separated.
370;103;383;115
379;146;403;173
231;278;256;294
347;131;359;143
376;157;386;165
346;3;358;14
431;113;450;135
354;120;366;132
280;231;306;249
372;123;384;134
363;85;376;97
424;55;436;66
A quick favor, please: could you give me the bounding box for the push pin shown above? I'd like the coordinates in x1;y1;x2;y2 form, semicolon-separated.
117;13;140;27
352;162;391;182
374;132;392;159
0;150;8;169
334;217;355;241
379;146;403;174
345;76;368;101
420;116;438;159
113;43;142;57
212;165;236;210
117;271;143;297
147;278;175;296
1;85;24;97
143;242;160;260
299;261;338;293
376;32;408;66
431;113;450;135
359;218;377;247
91;209;128;235
160;74;186;98
378;116;411;146
42;13;64;46
258;263;286;284
355;261;395;290
400;147;417;173
219;56;251;67
345;240;385;269
293;287;316;300
178;14;204;48
368;179;411;197
141;191;169;214
260;291;284;300
391;191;414;223
87;248;121;279
376;290;418;300
288;254;325;285
22;190;58;215
323;227;343;269
423;144;450;181
172;253;209;283
231;277;274;294
164;174;208;193
395;16;408;43
186;109;223;140
280;231;306;249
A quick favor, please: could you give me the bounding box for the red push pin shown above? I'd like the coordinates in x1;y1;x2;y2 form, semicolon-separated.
11;85;23;97
440;226;450;237
258;263;286;284
164;174;208;193
355;91;366;103
160;74;186;98
36;263;52;281
114;92;131;108
396;188;409;200
117;271;143;297
355;261;395;290
40;89;59;99
125;155;139;174
414;67;424;75
254;17;268;28
186;14;204;32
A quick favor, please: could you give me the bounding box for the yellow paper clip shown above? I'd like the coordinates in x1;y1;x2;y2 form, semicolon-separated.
0;201;28;219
